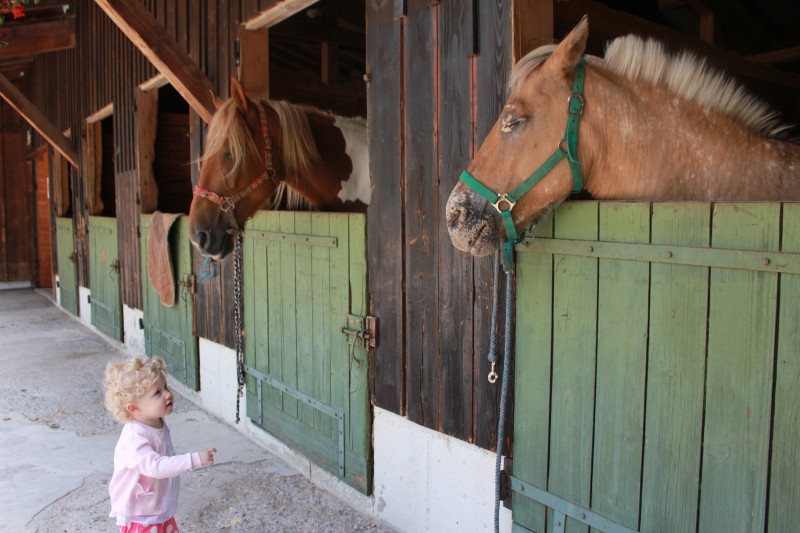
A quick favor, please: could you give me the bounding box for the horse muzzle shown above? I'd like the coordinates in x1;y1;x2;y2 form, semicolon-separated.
445;188;501;257
189;220;234;259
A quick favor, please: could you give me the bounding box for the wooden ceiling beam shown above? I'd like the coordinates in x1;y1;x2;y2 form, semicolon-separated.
244;0;319;30
94;0;217;123
0;17;75;59
0;73;77;166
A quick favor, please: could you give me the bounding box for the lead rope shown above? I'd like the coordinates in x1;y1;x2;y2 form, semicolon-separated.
233;232;246;423
490;250;515;533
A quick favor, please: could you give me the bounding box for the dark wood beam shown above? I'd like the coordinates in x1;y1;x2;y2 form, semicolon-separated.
0;17;75;59
0;73;77;166
244;0;319;30
94;0;217;123
747;46;800;65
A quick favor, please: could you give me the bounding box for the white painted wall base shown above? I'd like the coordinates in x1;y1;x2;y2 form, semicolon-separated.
373;408;512;533
54;275;61;307
78;286;92;328
122;305;145;355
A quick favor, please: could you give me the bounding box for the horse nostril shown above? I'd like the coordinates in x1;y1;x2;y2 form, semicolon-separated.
195;229;210;250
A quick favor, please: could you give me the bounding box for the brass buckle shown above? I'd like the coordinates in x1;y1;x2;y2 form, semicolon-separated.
492;193;516;213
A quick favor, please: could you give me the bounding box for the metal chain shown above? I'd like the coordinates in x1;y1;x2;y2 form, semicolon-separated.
233;232;245;424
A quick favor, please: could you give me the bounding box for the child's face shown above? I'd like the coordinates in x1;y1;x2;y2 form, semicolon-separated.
128;375;174;427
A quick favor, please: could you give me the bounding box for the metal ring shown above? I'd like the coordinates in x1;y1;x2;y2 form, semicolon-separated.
492;193;516;213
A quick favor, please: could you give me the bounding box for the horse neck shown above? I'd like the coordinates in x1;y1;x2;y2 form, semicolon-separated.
583;70;800;201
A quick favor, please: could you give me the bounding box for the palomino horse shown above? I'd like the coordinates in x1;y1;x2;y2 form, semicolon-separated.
189;78;370;258
446;16;800;258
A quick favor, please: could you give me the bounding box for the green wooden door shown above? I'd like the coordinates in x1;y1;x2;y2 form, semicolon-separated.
88;216;122;341
511;201;800;533
55;217;78;315
140;215;199;390
243;212;371;494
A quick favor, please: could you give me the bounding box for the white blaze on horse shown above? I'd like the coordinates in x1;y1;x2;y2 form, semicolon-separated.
446;16;800;258
189;77;370;259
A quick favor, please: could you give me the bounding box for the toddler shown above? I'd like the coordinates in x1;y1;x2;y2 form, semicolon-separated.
104;355;216;533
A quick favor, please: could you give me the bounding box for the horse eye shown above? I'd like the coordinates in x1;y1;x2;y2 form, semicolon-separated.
500;115;525;133
223;150;233;160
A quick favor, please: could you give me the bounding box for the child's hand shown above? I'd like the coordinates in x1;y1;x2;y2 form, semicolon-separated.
199;448;217;466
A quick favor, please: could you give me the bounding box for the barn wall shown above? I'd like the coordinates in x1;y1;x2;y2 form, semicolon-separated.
24;0;518;450
28;0;300;348
367;0;516;449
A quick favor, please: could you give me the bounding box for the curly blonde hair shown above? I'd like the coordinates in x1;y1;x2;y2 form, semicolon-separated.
104;355;167;423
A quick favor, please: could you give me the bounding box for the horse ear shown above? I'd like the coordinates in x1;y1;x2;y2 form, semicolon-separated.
211;90;225;110
230;76;249;114
549;15;589;74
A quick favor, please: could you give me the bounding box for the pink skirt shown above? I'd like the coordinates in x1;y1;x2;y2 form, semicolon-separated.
119;516;179;533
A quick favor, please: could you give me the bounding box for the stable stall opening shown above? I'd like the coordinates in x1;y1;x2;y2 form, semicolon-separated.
84;107;116;217
265;0;366;118
137;80;192;215
153;85;191;213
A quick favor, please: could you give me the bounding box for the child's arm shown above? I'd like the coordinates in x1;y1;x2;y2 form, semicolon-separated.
123;432;216;479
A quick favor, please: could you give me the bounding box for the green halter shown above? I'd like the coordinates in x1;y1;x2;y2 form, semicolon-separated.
460;56;586;271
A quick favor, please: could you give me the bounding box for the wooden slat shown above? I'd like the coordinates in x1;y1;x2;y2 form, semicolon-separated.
698;203;779;532
591;203;649;529
513;213;554;533
94;0;217;123
279;211;299;418
404;0;438;429
547;201;597;533
473;0;512;450
312;213;332;436
295;211;315;426
438;0;473;439
768;203;800;532
366;0;404;412
348;214;370;483
640;202;710;533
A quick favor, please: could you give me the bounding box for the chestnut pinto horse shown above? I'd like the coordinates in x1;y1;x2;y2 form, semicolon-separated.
189;78;369;259
446;17;800;260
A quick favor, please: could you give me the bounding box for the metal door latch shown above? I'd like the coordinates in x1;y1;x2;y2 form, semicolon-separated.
341;315;378;348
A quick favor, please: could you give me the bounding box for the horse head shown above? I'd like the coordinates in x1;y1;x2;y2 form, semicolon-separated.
446;17;591;257
189;78;285;258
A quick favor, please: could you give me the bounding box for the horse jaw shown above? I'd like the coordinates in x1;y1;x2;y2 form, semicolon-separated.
445;187;501;256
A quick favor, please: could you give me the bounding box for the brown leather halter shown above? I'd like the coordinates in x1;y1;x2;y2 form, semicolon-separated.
193;101;278;235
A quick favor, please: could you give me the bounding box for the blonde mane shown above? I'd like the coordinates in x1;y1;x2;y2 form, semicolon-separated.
200;98;324;209
509;35;789;138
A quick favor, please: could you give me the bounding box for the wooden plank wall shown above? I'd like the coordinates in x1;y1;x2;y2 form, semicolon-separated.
28;0;298;347
0;84;33;283
367;0;513;448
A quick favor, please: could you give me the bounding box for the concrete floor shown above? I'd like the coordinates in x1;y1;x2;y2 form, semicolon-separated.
0;288;394;533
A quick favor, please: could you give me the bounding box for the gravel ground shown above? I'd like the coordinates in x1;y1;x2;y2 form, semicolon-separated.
0;289;397;533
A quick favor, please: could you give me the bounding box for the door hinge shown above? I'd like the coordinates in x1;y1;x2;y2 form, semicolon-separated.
341;314;378;349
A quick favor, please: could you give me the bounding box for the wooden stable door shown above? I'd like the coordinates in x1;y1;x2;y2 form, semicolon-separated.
88;216;122;340
140;214;199;390
511;201;800;533
243;212;371;495
55;217;77;315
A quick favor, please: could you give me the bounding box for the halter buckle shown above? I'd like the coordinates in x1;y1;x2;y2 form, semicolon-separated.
568;93;584;118
219;197;235;213
492;193;516;213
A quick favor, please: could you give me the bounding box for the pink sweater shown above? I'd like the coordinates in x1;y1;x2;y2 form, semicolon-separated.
109;420;201;525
